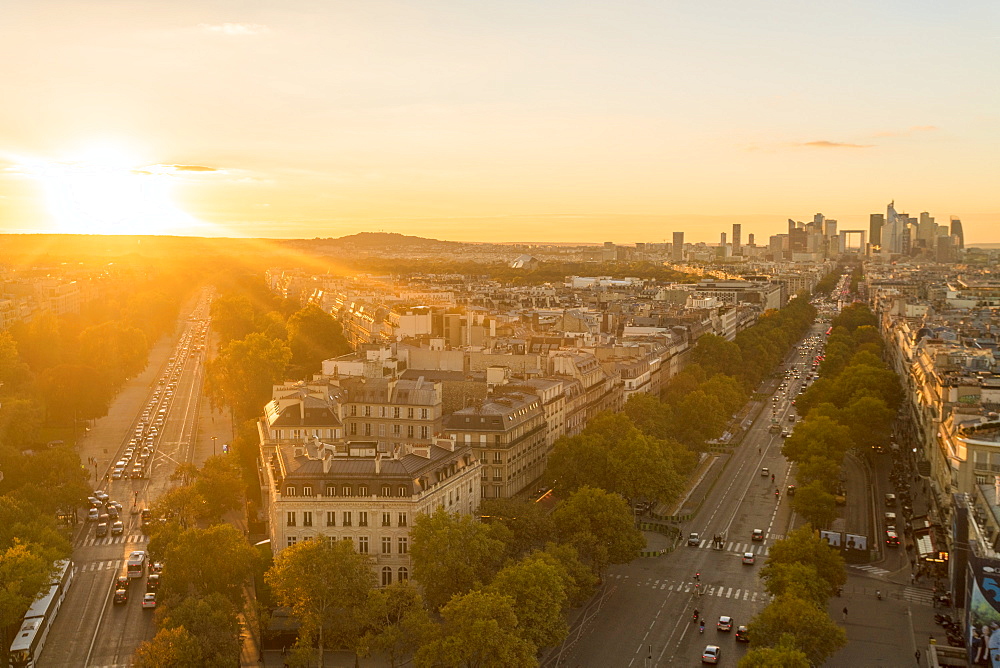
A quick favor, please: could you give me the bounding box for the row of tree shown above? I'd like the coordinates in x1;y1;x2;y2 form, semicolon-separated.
783;303;902;528
740;525;848;666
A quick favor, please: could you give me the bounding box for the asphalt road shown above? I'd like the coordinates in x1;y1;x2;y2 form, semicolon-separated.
547;327;826;668
38;290;213;668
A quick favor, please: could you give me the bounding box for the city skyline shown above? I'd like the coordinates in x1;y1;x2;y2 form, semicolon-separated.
0;1;997;243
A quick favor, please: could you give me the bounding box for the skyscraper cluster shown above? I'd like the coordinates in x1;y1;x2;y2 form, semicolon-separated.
869;202;962;260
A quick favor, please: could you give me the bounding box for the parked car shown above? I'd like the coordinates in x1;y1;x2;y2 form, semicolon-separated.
885;493;897;507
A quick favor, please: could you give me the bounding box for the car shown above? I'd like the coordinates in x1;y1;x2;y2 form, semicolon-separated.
141;592;157;609
742;552;755;564
96;522;108;537
113;588;128;604
781;429;791;438
885;493;897;507
787;484;796;496
116;575;130;590
94;490;109;503
687;533;700;546
146;574;160;592
87;508;100;522
761;467;769;477
735;625;749;642
885;512;897;525
130;466;144;479
702;645;720;664
150;561;164;574
107;506;120;520
886;529;900;547
88;496;101;508
717;616;733;632
111;468;124;480
111;520;124;536
752;529;764;542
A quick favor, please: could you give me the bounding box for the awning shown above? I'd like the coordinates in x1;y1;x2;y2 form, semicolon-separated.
916;534;934;557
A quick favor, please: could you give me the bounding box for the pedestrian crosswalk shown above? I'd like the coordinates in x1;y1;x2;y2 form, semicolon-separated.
694;539;776;556
609;574;772;602
851;564;891;577
902;586;935;606
81;533;149;547
79;559;123;572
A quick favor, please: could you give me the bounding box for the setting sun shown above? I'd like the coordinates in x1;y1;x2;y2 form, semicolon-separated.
25;146;198;235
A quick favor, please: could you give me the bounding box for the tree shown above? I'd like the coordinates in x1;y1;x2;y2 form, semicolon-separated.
206;333;292;420
0;541;51;634
413;590;537;668
690;334;744;378
160;524;256;607
764;526;846;597
487;556;568;649
410;508;507;610
0;397;43;448
759;562;831;609
286;304;352;378
478;498;554;560
790;481;837;529
193;456;243;522
533;542;598;607
737;634;811;668
157;593;241;667
134;626;204;667
746;595;846;666
210;294;257;347
38;364;113;424
357;582;435;668
551;486;644;576
266;538;374;667
152;485;207;530
780;415;852;465
839;396;894;452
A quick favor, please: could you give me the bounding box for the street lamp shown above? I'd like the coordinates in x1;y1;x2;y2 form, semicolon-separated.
212;436;217;456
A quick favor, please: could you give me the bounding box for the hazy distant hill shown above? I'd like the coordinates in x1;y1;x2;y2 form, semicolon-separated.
281;232;467;256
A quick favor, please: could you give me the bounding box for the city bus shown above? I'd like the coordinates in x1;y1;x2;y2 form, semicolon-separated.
126;550;146;579
8;560;73;668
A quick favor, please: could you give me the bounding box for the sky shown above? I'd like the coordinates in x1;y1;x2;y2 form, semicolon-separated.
0;0;997;244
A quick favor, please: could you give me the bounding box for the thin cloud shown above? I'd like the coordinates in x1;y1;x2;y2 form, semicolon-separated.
798;140;873;149
143;164;220;174
171;165;218;172
872;125;939;138
199;23;270;36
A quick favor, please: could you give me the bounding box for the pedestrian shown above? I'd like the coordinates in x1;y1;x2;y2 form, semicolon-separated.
842;606;848;622
911;573;916;585
915;649;921;664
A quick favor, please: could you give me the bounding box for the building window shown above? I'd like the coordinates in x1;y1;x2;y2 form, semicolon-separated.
381;537;391;554
327;536;337;547
364;406;371;417
421;408;428;420
379;406;386;418
398;512;407;527
286;512;296;527
303;512;313;527
382;567;392;586
398;486;407;497
350;423;357;435
378;424;385;437
350;405;357;416
481;486;487;499
285;486;297;496
408;408;414;419
382;512;391;527
343;512;352;527
358;536;369;554
420;426;428;439
398;537;408;554
493;452;502;464
286;536;297;547
343;486;353;497
303;486;313;497
493;469;501;481
407;425;414;438
326;511;336;527
393;407;400;419
342;536;352;547
325;486;335;497
392;424;400;437
381;485;391;497
494;485;501;498
494;435;501;446
364;423;372;436
359;485;368;497
397;567;408;582
359;512;368;527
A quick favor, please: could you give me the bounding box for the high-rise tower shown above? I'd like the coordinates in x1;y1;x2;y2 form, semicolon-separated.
869;213;884;249
732;223;742;254
672;232;684;261
950;217;964;249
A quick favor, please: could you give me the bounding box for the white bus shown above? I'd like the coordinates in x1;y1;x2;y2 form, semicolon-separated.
126;550;146;579
8;559;73;668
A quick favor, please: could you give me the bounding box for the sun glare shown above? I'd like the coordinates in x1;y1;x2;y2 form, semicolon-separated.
26;146;199;235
